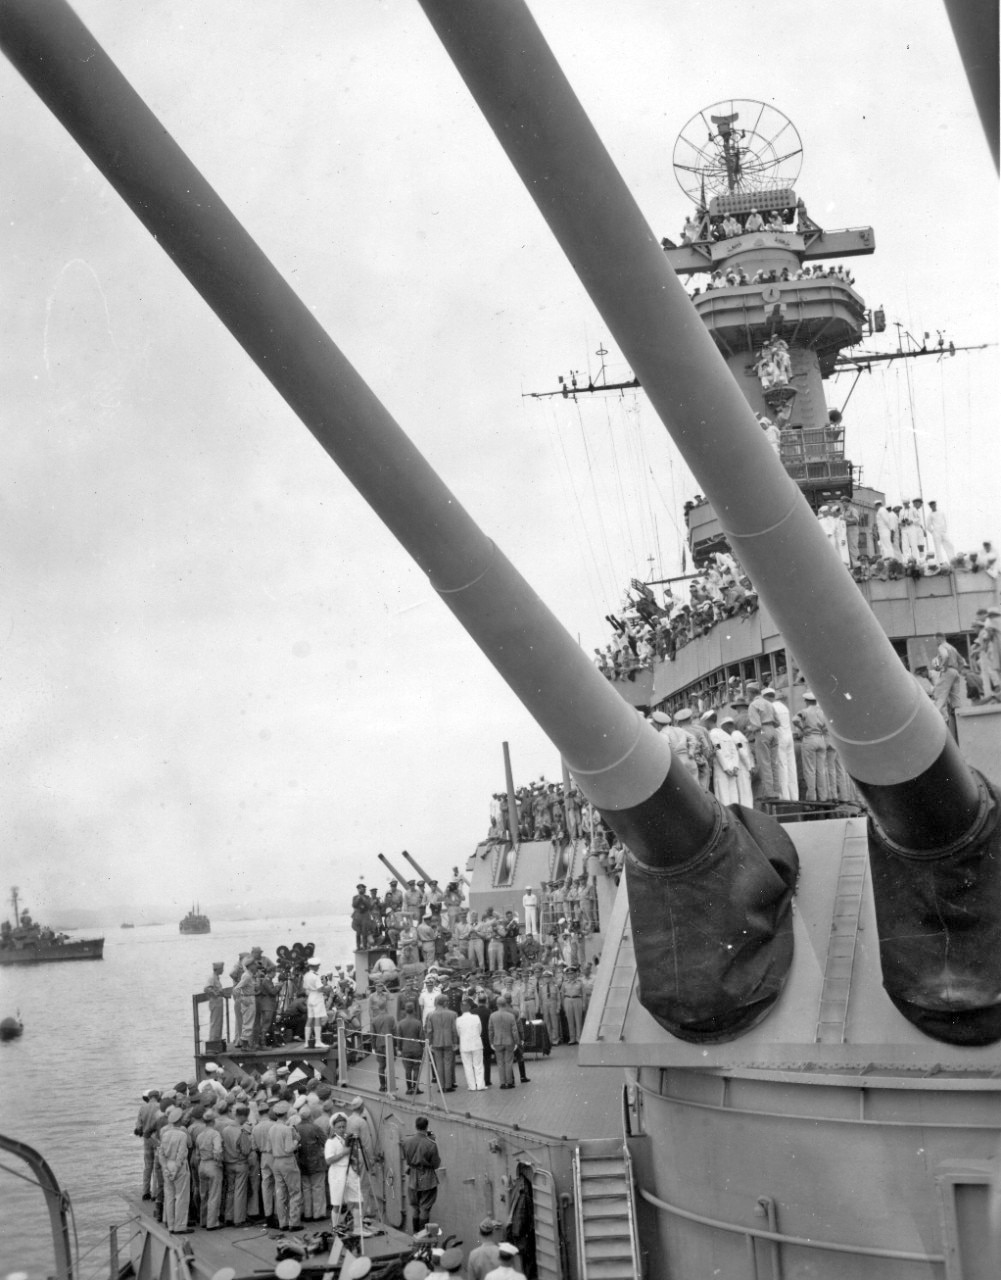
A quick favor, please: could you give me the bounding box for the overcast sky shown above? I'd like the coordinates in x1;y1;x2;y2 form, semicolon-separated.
0;0;996;915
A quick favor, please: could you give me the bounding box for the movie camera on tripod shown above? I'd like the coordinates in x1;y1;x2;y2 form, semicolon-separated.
271;940;317;1044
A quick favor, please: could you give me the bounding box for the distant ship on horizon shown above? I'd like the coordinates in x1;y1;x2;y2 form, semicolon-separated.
0;888;104;965
179;904;210;934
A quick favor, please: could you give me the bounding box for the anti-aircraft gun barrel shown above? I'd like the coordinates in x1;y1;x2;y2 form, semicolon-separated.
399;851;439;888
376;854;412;889
3;0;997;1046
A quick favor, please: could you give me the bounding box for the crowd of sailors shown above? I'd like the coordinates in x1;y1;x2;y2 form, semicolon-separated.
645;682;852;806
594;559;759;681
204;873;601;1048
597;500;996;684
135;1070;523;1274
487;779;611;846
676;201;812;246
165;881;601;1265
695;261;856;295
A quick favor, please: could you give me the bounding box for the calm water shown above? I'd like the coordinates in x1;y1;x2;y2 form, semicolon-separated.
0;914;355;1279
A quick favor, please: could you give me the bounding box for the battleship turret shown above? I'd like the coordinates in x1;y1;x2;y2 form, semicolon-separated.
3;0;999;1055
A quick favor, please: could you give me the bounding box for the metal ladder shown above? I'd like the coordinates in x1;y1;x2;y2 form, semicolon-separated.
572;1138;642;1279
815;824;869;1043
593;915;636;1043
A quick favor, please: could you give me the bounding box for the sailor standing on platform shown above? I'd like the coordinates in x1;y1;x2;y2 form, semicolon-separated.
875;501;895;558
158;1107;192;1234
746;682;781;802
384;879;403;913
721;714;754;808
561;967;585;1045
233;962;258;1049
522;886;539;938
705;710;739;805
268;1102;302;1232
204;962;227;1043
303;959;327;1049
251;1105;276;1228
764;687;798;801
795;691;830;802
403;879;423;919
195;1109;224;1230
927;500;955;564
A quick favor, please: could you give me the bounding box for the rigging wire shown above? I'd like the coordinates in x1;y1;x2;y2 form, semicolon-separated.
544;401;609;616
602;393;638;572
632;398;671;577
939;359;949;506
901;346;925;504
574;396;619;604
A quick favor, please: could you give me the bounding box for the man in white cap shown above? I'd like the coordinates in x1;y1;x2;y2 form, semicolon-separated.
268;1102;303;1232
763;687;798;801
926;500;955;564
794;692;829;802
703;710;738;805
931;631;964;732
195;1108;224;1230
204;961;229;1045
899;500;919;560
303;959;327;1049
157;1106;192;1234
746;683;781;802
521;886;538;939
720;714;754;808
484;1241;521;1278
817;505;838;553
656;708;699;780
976;609;1001;703
874;501;895;559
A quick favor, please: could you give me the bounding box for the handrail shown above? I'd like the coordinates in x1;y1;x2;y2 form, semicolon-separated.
638;1186;944;1264
0;1132;76;1279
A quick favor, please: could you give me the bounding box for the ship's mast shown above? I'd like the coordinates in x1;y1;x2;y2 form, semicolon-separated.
10;886;19;928
664;102;872;518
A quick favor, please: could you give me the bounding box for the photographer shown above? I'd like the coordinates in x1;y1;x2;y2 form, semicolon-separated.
400;1114;441;1234
324;1112;363;1235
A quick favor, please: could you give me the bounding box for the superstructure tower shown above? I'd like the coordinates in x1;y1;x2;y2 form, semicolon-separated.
664;101;879;555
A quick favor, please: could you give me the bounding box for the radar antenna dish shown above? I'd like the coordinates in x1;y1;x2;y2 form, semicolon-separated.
673;100;803;204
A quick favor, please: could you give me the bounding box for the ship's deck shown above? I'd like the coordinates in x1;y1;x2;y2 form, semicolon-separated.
123;1196;413;1274
344;1043;623;1140
202;1037;625;1142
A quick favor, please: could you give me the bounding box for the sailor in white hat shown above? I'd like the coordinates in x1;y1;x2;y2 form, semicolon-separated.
795;692;830;801
522;884;539;938
489;1242;522;1276
763;688;798;800
303;957;327;1050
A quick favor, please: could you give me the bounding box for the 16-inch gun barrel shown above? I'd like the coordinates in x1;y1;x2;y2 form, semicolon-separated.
3;0;997;1045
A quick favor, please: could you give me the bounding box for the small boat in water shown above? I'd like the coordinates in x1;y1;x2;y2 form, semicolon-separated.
0;888;104;966
0;1014;23;1042
179;904;211;934
120;922;135;929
